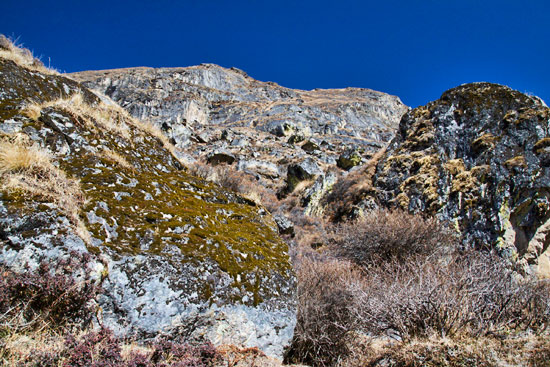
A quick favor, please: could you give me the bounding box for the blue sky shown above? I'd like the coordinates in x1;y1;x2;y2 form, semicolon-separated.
2;0;549;107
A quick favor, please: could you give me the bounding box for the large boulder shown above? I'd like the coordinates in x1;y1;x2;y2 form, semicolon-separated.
0;56;296;358
371;83;550;276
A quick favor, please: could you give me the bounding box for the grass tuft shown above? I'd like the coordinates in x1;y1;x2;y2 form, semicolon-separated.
0;34;59;75
0;134;90;243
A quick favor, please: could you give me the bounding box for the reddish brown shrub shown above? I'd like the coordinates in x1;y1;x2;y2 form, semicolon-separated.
0;252;100;331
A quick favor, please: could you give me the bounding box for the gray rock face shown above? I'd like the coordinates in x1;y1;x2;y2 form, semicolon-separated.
69;65;406;150
68;65;408;197
370;83;550;277
0;58;296;358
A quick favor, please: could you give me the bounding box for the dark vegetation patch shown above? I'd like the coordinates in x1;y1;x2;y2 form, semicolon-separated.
285;209;550;367
0;251;100;333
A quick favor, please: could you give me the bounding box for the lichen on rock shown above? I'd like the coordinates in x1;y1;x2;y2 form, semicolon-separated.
370;83;550;276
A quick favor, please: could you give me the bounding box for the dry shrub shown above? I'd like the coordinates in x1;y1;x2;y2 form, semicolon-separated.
288;249;550;366
292;212;330;252
0;253;99;333
0;134;89;243
329;208;456;266
285;258;363;367
188;161;279;210
354;251;550;340
287;209;550;366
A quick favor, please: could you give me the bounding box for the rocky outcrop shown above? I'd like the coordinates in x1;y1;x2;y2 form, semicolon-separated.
0;56;296;358
369;83;550;276
68;65;408;198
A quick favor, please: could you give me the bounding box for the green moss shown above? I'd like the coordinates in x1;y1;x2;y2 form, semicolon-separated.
4;101;291;308
0;63;294;307
393;154;441;213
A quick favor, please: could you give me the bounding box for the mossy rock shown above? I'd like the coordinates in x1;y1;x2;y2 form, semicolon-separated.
0;56;296;357
337;149;362;170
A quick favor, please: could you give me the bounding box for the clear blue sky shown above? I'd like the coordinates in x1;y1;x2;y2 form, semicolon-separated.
2;0;549;107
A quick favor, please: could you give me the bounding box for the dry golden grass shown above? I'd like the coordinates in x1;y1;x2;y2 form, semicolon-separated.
22;92;182;166
0;330;66;366
101;148;134;171
0;35;59;75
338;335;550;367
22;93;132;141
0;134;90;244
0;136;51;174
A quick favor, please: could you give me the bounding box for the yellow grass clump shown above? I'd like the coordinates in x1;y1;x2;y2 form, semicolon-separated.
0;34;59;75
0;134;90;244
22;93;132;141
21;92;181;164
101;148;134;171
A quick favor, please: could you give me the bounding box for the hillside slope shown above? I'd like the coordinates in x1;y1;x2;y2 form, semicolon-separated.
0;42;296;358
69;66;408;202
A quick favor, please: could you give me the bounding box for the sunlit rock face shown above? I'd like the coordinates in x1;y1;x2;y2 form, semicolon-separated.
0;57;296;358
370;82;550;277
69;65;408;198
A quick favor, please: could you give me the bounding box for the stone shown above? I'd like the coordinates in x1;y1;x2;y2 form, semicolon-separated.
274;214;295;236
284;158;323;195
68;64;408;207
369;82;550;277
302;172;338;216
337;149;363;170
301;140;320;153
207;151;236;165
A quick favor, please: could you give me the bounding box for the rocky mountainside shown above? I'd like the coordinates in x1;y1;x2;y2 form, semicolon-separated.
2;34;550;367
0;49;296;357
69;65;408;199
366;83;550;277
70;66;550;278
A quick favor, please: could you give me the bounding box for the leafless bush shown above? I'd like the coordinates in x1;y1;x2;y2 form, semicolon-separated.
329;208;456;266
288;216;550;366
285;258;363;367
188;161;280;211
0;253;100;333
353;251;550;340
